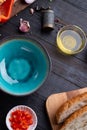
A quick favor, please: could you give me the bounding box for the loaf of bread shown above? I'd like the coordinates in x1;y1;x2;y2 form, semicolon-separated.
60;105;87;130
56;92;87;124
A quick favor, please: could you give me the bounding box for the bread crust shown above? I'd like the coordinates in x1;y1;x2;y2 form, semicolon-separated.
60;105;87;130
56;92;87;123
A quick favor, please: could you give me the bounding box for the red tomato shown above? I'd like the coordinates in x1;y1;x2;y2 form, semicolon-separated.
9;110;33;130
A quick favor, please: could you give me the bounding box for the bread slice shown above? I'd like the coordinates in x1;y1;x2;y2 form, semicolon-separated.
56;92;87;123
60;105;87;130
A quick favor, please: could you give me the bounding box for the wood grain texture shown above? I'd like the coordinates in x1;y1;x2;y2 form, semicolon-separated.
46;88;87;130
0;0;87;130
11;0;29;17
63;0;87;13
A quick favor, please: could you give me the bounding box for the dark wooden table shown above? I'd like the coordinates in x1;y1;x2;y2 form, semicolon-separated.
0;0;87;130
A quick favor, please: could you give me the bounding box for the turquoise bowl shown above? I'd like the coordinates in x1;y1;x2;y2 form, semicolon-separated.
0;36;51;96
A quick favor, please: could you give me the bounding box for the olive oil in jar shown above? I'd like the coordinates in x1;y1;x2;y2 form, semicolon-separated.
57;29;83;54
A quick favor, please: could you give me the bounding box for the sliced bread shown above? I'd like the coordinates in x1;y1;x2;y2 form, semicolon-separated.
60;105;87;130
56;92;87;123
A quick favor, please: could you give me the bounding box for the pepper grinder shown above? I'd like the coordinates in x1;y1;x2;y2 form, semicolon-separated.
41;8;54;31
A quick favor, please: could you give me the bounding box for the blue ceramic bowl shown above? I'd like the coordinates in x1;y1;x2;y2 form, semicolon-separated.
0;36;51;96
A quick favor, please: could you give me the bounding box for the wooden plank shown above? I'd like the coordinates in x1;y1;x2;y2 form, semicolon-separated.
1;0;87;88
36;38;87;88
46;87;87;130
11;0;29;17
63;0;87;13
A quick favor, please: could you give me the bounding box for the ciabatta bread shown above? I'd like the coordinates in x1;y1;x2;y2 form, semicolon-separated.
56;92;87;123
60;105;87;130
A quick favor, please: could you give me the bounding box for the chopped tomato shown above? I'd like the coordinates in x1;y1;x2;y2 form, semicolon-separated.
9;109;33;130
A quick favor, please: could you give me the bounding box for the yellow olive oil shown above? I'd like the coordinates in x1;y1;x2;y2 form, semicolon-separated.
57;30;83;54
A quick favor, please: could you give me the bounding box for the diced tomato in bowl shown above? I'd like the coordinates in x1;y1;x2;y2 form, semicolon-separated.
6;105;37;130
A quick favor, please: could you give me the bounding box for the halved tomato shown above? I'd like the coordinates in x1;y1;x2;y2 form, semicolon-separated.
0;0;14;23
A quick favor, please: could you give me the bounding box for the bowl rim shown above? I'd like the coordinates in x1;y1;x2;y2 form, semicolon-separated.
6;105;38;130
56;24;87;55
0;35;52;96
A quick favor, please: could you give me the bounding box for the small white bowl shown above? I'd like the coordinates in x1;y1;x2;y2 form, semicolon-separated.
6;105;37;130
